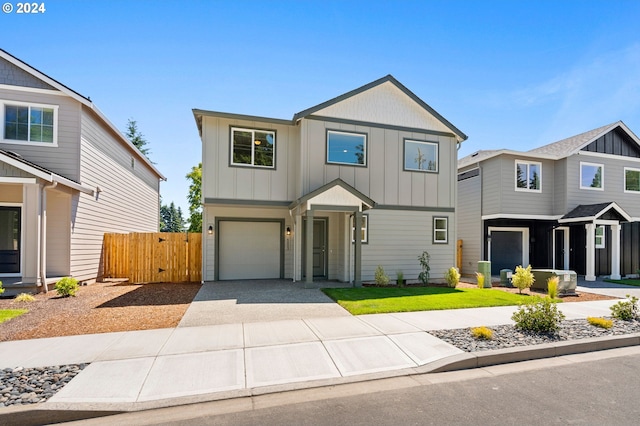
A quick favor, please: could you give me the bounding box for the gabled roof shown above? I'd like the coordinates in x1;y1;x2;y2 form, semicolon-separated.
559;202;632;223
0;49;165;180
289;178;376;211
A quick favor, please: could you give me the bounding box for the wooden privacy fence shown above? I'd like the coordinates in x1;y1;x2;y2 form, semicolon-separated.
103;232;202;283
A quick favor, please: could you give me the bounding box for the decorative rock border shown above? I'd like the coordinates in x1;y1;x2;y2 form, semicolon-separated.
0;364;87;407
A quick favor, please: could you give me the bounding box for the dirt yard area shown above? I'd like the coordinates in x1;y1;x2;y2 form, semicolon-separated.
0;281;201;342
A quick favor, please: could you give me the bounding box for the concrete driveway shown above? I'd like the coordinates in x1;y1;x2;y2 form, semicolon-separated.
178;279;353;327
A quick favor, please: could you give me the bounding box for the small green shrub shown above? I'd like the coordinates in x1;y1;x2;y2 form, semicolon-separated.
0;280;4;295
374;265;390;286
476;272;485;289
511;298;565;334
396;271;404;287
587;316;613;329
444;267;460;288
610;295;638;321
14;293;35;303
418;251;430;285
512;265;535;294
55;277;79;297
547;276;559;299
471;326;493;340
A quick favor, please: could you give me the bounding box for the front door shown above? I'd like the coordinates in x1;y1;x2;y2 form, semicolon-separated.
302;218;327;278
0;206;21;275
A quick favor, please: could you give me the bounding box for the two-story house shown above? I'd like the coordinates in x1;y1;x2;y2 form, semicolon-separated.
194;75;467;285
457;121;640;281
0;49;165;295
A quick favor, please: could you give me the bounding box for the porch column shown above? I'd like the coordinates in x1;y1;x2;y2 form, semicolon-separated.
353;211;362;287
611;223;622;280
305;210;314;287
585;223;596;281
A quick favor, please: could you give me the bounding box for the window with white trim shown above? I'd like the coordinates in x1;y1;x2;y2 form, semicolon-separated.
515;160;541;191
327;130;366;166
404;139;438;172
351;214;368;243
231;127;275;168
624;167;640;193
580;162;603;190
595;225;605;249
433;217;448;244
2;101;57;145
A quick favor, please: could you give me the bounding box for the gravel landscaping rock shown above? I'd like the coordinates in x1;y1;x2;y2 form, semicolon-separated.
0;364;87;407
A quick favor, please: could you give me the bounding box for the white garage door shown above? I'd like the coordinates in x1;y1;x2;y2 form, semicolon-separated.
219;221;281;280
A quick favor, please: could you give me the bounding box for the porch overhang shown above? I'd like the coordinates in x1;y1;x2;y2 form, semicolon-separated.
558;202;632;224
288;178;375;214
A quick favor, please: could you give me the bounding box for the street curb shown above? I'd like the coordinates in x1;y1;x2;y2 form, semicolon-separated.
2;333;639;425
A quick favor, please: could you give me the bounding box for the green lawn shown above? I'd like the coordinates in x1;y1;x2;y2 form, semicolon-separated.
604;279;640;287
0;309;28;324
322;287;544;315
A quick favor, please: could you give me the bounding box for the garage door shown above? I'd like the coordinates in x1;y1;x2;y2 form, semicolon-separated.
218;221;281;280
490;230;523;275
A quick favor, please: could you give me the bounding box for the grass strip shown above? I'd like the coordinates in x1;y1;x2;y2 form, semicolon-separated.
604;279;640;287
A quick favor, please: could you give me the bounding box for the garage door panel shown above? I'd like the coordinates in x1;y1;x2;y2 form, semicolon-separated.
219;221;281;280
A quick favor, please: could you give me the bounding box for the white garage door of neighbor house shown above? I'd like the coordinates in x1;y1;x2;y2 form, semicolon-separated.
219;221;281;280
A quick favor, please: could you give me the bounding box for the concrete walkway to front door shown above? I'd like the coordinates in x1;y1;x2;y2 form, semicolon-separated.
178;279;353;327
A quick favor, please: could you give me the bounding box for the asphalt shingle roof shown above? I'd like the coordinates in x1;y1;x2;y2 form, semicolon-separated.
527;122;619;157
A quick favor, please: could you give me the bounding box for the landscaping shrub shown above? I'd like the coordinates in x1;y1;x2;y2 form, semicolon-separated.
418;251;430;285
512;265;535;294
547;276;559;299
55;276;79;297
0;280;4;295
471;326;493;340
475;272;485;289
374;265;390;286
511;298;565;334
587;316;613;329
610;295;638;321
396;271;404;287
14;293;35;303
444;267;460;288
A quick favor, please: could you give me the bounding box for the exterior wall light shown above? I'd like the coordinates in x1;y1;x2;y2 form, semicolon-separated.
286;226;291;236
208;225;213;235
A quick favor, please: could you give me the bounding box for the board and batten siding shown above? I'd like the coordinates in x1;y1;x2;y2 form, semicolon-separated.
565;154;640;217
201;116;299;202
0;87;81;181
300;118;457;208
71;109;160;283
457;170;482;275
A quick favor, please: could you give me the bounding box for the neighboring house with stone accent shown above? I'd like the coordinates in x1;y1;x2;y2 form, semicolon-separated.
194;75;467;285
0;49;164;295
457;121;640;280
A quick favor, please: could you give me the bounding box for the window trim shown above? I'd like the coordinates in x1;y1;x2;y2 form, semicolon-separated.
403;139;439;173
351;214;368;244
624;167;640;194
595;225;605;249
326;129;367;167
229;126;276;169
580;161;604;191
1;100;59;147
433;216;448;244
514;159;542;192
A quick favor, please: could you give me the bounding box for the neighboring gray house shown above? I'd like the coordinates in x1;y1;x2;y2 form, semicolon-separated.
194;75;467;284
0;49;165;295
457;121;640;281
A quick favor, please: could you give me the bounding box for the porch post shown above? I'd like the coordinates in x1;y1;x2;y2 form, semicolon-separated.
354;210;362;287
585;223;596;281
305;210;314;287
611;223;622;280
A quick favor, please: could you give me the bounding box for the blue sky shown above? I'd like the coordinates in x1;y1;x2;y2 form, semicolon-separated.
2;0;640;215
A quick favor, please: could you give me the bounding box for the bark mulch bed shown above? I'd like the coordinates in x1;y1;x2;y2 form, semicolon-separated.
0;281;201;342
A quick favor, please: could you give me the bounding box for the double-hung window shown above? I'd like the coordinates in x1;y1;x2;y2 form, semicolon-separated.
404;139;438;172
351;214;368;243
580;162;603;190
433;217;448;244
327;130;366;166
624;167;640;193
595;225;605;249
515;160;541;191
231;127;275;168
2;102;57;145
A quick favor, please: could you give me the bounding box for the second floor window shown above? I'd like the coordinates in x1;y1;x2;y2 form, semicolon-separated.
327;130;366;166
3;102;57;144
404;140;438;172
515;160;541;191
625;167;640;193
231;127;275;168
580;162;603;190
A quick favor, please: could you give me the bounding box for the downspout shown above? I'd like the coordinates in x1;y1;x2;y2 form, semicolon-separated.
40;181;57;293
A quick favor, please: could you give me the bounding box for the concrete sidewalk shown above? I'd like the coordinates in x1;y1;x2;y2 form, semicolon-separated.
0;297;635;418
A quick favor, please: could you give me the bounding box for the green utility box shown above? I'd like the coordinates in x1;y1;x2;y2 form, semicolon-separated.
477;261;492;288
500;269;513;287
531;269;578;296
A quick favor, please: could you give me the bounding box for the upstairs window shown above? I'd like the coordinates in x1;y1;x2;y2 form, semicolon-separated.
404;140;438;172
580;162;603;190
515;160;541;191
327;130;366;166
624;167;640;193
231;127;275;168
3;102;57;145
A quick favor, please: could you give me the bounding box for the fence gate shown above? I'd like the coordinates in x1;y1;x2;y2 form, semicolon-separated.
103;232;202;283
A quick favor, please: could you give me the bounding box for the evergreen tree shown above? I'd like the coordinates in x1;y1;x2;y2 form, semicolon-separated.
125;118;151;160
160;201;185;232
186;163;202;233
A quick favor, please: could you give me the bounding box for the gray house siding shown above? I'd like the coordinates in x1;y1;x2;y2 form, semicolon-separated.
479;156;502;216
0;58;55;90
553;159;568;215
457;170;482;275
